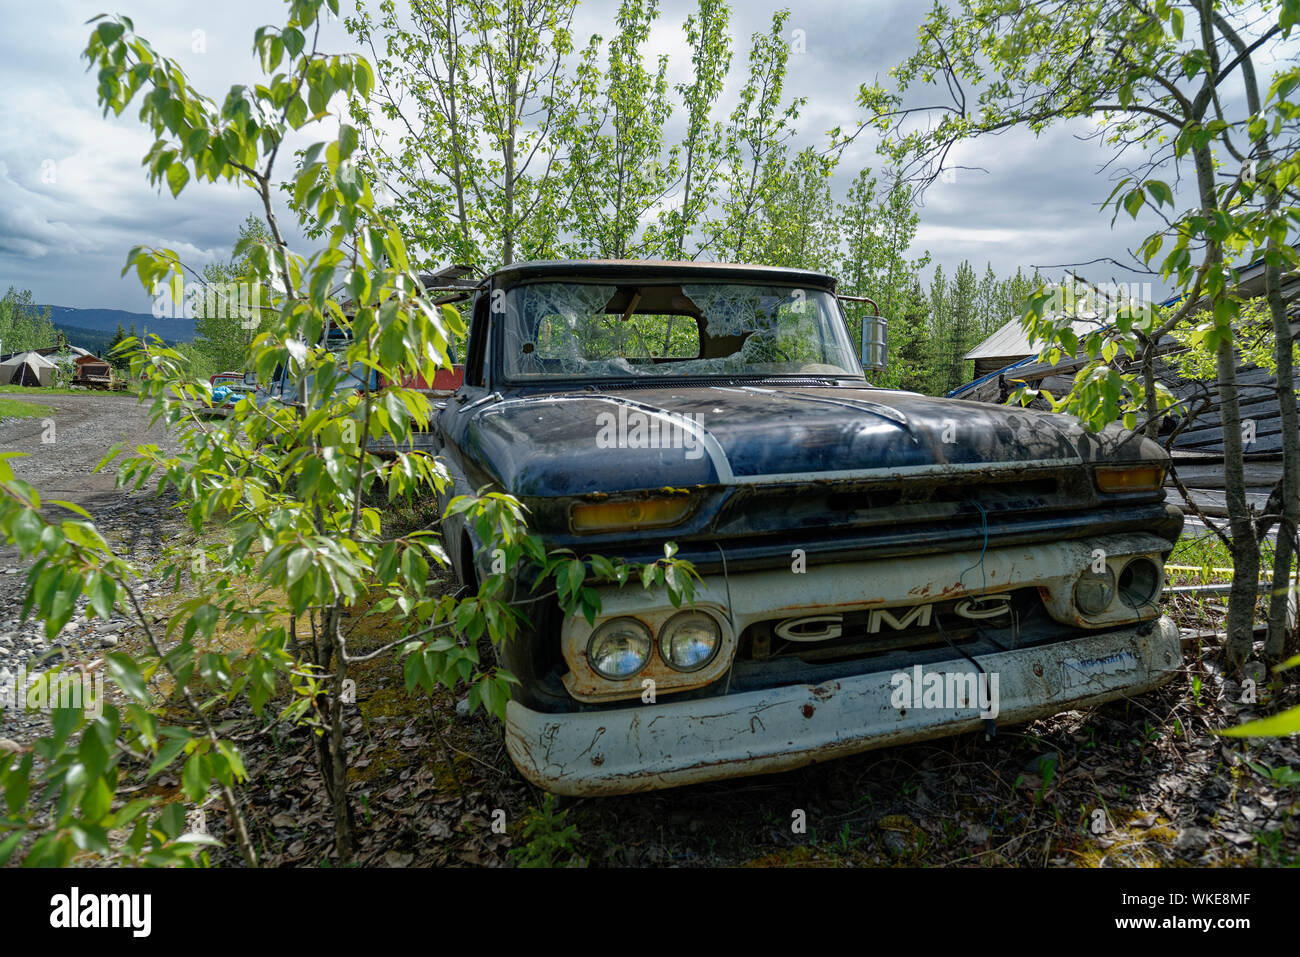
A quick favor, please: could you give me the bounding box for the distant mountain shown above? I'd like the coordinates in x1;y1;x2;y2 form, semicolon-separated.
40;305;199;342
50;323;122;355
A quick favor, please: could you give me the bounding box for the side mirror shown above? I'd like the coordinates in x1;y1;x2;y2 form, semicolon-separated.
860;315;888;375
838;294;888;375
243;371;258;386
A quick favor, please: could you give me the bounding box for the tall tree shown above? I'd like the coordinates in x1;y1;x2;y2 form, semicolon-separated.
756;146;837;269
559;0;675;259
190;213;274;375
348;0;482;267
0;288;56;356
348;0;576;269
856;0;1300;667
463;0;575;264
944;260;978;392
659;0;732;259
835;167;929;376
705;10;804;261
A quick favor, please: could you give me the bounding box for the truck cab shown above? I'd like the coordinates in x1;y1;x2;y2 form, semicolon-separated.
432;260;1183;796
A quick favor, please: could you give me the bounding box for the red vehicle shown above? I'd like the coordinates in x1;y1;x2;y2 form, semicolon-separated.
377;365;464;395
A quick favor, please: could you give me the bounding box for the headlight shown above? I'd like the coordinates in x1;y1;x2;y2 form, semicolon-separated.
586;618;652;679
571;497;693;533
1075;566;1116;616
1118;557;1161;608
658;610;721;672
1095;465;1166;493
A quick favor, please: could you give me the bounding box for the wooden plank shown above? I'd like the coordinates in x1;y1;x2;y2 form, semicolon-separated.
1168;462;1282;488
1170;487;1272;517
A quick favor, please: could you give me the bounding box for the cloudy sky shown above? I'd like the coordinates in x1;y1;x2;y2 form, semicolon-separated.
1;0;1185;315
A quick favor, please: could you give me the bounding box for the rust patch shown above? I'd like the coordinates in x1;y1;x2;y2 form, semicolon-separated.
801;703;815;718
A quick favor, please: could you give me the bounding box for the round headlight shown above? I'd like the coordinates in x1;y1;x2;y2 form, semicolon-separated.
1075;565;1116;616
1118;557;1161;609
658;610;721;672
587;618;653;680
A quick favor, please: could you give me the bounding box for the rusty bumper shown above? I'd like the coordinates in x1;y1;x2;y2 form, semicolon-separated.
505;616;1181;796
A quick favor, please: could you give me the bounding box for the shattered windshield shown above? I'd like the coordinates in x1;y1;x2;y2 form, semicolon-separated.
499;281;861;381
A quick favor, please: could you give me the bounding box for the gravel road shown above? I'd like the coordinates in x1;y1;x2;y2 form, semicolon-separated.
0;393;182;748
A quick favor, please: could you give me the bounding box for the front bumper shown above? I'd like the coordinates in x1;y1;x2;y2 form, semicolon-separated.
505;616;1181;795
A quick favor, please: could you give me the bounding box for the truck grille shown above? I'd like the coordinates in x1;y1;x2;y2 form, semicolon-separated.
739;588;1050;666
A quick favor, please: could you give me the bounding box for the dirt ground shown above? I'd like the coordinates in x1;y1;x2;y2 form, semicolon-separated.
2;394;1298;868
0;393;181;746
0;393;167;504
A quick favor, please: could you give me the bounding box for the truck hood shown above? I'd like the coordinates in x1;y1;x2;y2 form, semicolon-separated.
464;384;1164;497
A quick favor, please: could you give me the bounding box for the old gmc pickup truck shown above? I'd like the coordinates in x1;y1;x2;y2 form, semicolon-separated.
432;259;1183;796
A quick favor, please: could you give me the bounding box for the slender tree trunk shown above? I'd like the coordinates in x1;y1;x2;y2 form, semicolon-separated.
1265;243;1299;658
326;608;353;863
1211;9;1296;658
445;0;470;260
1140;333;1160;439
1216;328;1260;669
1194;203;1260;668
502;68;517;265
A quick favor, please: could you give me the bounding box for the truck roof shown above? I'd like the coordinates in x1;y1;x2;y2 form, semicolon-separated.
487;259;838;290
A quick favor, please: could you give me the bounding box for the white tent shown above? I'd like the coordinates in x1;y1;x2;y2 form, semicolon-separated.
0;350;56;387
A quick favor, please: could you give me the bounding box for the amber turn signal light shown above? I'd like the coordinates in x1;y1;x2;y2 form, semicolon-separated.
571;497;693;533
1095;465;1166;493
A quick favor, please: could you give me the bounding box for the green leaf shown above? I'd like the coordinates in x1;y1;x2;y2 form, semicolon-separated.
1217;705;1300;737
165;161;189;198
10;509;41;553
106;652;149;704
79;725;110;780
157;802;186;839
49;499;92;519
147;733;190;778
355;58;374;99
1146;180;1173;207
0;832;23;867
287;547;312;585
286;95;308;129
401;546;428;593
1123;188;1144;218
181;752;207;802
96;21;125;46
88;573;116;621
81;777;113;821
339;124;358;159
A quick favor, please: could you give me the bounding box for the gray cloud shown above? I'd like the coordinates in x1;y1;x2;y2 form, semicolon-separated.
2;0;1176;312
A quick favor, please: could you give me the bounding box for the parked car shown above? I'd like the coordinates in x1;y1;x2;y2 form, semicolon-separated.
254;329;463;451
192;371;258;418
427;259;1183;795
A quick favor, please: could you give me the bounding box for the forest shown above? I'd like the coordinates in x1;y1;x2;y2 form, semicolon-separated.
179;0;1047;395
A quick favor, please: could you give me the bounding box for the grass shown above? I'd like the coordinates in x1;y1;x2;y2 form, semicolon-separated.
0;396;53;419
0;384;135;397
1167;530;1278;586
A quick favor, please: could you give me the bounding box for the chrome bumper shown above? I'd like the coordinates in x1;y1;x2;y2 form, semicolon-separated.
505;617;1181;795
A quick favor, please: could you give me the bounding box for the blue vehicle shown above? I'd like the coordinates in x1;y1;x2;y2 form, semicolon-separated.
431;260;1183;795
